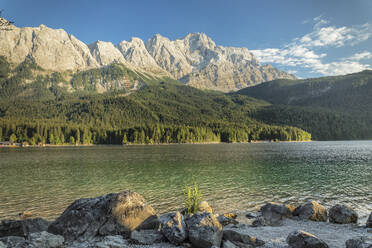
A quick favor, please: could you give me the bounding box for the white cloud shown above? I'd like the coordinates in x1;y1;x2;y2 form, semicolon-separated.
251;17;372;77
346;51;372;61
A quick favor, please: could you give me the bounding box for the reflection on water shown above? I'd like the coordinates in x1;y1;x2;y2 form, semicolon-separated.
0;141;371;222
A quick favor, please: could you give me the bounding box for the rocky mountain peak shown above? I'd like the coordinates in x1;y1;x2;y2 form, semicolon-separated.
0;22;295;92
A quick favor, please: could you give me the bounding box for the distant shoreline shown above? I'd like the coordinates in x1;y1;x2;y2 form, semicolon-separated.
0;140;315;148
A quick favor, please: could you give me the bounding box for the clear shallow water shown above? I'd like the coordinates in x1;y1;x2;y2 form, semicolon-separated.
0;141;371;222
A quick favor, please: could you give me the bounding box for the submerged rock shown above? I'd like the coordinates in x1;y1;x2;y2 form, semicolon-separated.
0;218;49;238
293;201;327;222
160;212;187;244
287;230;328;248
329;204;358;224
186;212;223;248
260;202;292;225
48;190;157;242
223;228;265;247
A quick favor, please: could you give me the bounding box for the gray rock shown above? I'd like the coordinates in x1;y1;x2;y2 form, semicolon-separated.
245;212;257;219
29;231;64;248
0;218;50;238
366;212;372;228
293;201;327;222
223;240;239;248
186;212;223;248
260;202;292;225
0;236;30;247
130;229;164;245
223;228;265;247
251;217;266;227
48;190;157;242
286;230;328;248
217;215;239;226
345;236;372;248
329;204;358;224
69;235;129;248
160;212;187;244
0;241;5;248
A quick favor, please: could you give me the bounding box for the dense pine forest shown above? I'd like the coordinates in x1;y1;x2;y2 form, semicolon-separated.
2;56;372;144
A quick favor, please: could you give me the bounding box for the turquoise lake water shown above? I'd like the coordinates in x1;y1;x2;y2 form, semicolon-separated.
0;141;371;221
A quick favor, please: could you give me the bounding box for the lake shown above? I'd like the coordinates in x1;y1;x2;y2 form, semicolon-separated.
0;141;371;222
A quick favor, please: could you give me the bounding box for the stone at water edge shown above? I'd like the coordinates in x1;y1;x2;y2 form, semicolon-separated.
222;240;239;248
199;201;213;214
28;231;64;248
346;236;372;248
328;204;358;224
223;228;265;247
130;229;164;245
293;201;328;222
217;214;239;226
48;190;158;242
260;202;292;225
160;212;187;244
286;230;329;248
0;218;50;238
0;236;30;247
186;212;223;248
366;212;372;228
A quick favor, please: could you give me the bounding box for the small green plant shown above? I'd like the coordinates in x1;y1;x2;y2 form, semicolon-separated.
183;181;202;214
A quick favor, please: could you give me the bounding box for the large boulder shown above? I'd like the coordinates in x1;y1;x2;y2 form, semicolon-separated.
186;212;223;248
293;201;327;222
260;202;292;225
345;236;372;248
0;218;50;238
287;230;329;248
223;228;265;247
160;212;187;244
328;204;358;224
130;229;164;245
367;212;372;228
28;231;64;248
48;190;158;242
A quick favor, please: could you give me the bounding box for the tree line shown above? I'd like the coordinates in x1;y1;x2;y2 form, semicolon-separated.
0;120;311;145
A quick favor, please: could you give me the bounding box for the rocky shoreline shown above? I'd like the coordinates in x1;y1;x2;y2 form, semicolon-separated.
0;191;371;248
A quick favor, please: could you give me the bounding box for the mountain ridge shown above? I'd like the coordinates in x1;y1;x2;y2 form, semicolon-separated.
0;19;295;92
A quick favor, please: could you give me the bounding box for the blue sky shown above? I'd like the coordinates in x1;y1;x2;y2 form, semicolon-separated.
2;0;372;78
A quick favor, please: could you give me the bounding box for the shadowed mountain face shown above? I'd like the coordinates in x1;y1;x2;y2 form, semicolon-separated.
0;19;295;92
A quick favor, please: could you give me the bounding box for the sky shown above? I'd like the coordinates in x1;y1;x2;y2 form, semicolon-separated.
2;0;372;78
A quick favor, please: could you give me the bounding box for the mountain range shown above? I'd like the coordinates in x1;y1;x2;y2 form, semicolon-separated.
0;19;294;92
0;18;371;144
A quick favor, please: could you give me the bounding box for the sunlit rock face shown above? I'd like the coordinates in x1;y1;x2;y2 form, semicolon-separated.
0;20;295;92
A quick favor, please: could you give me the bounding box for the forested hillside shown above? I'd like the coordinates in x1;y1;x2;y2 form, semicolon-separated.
0;57;310;144
236;70;372;140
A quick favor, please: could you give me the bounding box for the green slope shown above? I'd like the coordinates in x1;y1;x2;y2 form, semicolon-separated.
235;70;372;140
0;57;311;144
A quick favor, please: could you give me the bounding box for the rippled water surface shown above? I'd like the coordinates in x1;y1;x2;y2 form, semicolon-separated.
0;141;371;221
